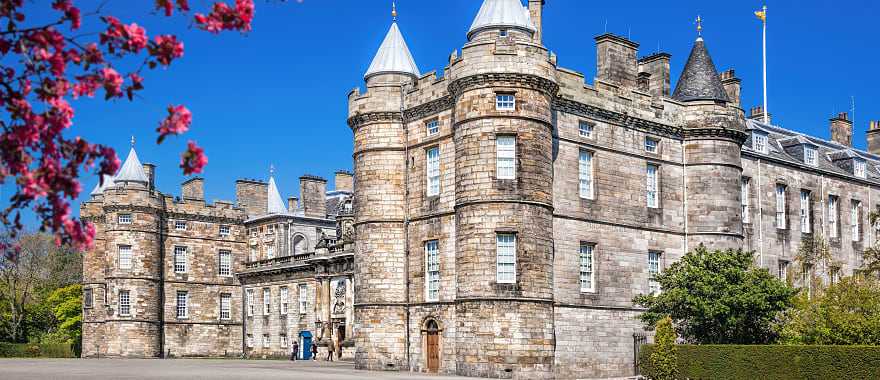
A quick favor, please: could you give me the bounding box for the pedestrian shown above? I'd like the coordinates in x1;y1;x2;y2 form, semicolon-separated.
290;340;299;361
310;342;318;360
326;340;334;362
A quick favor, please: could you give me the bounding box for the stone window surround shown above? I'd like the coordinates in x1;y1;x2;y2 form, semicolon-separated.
118;289;131;317
219;224;231;237
174;220;187;231
118;244;132;270
262;288;271;316
578;148;594;200
424;240;440;302
646;162;661;209
775;183;787;230
426;145;441;197
495;133;517;181
800;189;812;234
218;250;232;277
579;242;596;293
83;287;93;308
741;177;751;224
828;194;839;239
851;199;862;242
495;232;517;284
246;289;255;317
644;136;660;154
648;251;663;295
298;283;308;314
578;120;594;138
176;290;188;319
280;286;289;315
219;293;231;320
173;246;187;274
495;91;516;111
425;118;440;136
117;213;132;225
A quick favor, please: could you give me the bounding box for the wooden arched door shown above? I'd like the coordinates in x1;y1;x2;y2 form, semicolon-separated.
426;320;440;373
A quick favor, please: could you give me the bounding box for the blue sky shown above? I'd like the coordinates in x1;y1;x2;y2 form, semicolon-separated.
4;0;879;226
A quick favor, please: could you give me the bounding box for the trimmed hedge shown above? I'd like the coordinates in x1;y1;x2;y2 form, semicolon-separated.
0;342;77;358
639;344;880;380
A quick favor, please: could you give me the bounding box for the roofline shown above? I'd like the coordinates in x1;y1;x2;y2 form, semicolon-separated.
467;24;535;41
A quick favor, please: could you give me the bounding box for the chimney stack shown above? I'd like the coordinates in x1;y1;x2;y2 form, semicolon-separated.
528;0;544;44
235;179;268;218
748;106;771;124
142;163;156;192
299;175;327;219
830;112;853;147
637;52;671;98
595;33;639;89
288;196;299;213
181;177;205;202
719;69;741;107
334;170;354;193
867;120;880;155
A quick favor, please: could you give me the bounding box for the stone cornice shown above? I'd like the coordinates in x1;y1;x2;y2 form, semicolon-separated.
403;95;454;121
682;127;749;144
448;73;559;98
347;111;403;130
101;204;244;225
553;97;684;139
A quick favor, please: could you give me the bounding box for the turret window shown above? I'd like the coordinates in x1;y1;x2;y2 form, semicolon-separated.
495;94;515;111
854;159;867;179
84;288;93;308
426;147;440;196
496;233;516;284
118;290;131;316
804;146;818;166
118;245;132;270
118;213;132;224
496;135;516;180
174;220;187;231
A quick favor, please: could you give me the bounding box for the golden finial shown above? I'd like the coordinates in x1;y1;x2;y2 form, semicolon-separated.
696;15;703;37
392;1;397;22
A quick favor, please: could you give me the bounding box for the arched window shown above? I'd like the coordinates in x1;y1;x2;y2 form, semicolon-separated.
292;234;308;255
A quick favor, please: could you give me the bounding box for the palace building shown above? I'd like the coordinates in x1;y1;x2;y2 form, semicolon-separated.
347;0;880;378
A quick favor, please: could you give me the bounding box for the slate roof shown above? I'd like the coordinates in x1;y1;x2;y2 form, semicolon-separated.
115;147;149;184
468;0;535;40
672;38;730;102
364;22;420;80
267;176;288;214
743;119;880;183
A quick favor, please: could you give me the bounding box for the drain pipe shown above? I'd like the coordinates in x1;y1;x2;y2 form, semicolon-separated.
401;81;412;370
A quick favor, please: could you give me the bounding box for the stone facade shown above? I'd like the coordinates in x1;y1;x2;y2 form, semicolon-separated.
81;154;355;360
348;1;879;379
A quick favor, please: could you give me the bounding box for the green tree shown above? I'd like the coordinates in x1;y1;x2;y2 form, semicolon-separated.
779;276;880;345
42;284;82;344
649;316;678;380
633;245;797;344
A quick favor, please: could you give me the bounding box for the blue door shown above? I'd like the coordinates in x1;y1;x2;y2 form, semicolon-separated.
300;331;313;360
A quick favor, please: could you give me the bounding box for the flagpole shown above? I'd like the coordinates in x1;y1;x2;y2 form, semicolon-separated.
761;5;768;124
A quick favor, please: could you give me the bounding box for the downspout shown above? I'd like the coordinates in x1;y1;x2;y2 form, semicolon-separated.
241;280;247;357
158;199;166;358
757;159;765;268
401;81;412;370
681;139;688;255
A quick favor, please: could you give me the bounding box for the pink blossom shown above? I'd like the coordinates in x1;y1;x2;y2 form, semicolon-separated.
150;35;184;66
180;140;207;175
100;67;123;98
157;105;192;143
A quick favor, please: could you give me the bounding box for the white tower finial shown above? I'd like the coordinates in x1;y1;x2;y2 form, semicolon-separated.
392;1;397;22
131;135;136;148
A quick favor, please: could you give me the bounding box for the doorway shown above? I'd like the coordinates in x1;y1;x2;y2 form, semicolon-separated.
426;320;440;373
300;331;313;360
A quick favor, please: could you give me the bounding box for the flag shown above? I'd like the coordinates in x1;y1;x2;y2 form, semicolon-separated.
755;8;766;23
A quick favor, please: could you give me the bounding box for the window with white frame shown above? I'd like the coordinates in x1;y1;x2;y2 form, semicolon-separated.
84;288;93;308
426;119;439;136
496;135;516;180
646;164;660;208
804;146;818;166
220;293;231;320
854;159;867;179
267;246;275;260
176;291;188;319
426;147;440;197
852;200;861;242
753;131;768;154
645;137;659;153
828;195;839;238
280;287;289;315
775;184;787;229
118;213;132;224
262;334;270;347
118;290;131;316
219;224;230;237
218;250;232;276
496;234;516;284
174;220;187;231
174;246;187;274
579;243;595;293
280;334;288;348
249;247;256;262
495;93;515;111
118;245;132;270
800;190;811;233
246;289;254;317
246;334;254;348
778;260;789;280
298;284;308;314
648;251;662;294
579;150;593;199
263;288;271;315
578;121;593;138
425;240;440;302
741;177;750;223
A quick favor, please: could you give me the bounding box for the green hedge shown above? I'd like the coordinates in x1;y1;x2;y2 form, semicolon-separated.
639;344;880;380
0;343;77;358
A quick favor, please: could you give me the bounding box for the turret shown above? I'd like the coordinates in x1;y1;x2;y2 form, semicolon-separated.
349;5;417;371
673;25;748;251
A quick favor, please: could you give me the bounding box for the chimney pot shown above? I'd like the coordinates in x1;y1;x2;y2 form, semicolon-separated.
830;112;853;147
866;121;880;155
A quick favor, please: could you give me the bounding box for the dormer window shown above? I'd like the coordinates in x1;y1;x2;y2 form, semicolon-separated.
854;158;867;178
804;146;818;167
752;131;768;154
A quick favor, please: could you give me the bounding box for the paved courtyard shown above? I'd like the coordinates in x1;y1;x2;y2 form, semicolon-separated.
0;358;482;380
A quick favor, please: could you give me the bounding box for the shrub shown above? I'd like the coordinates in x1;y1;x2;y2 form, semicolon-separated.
639;344;880;379
0;342;76;358
647;316;678;380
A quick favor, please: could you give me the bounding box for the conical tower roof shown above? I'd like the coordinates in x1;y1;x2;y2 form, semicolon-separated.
90;174;116;196
468;0;535;40
364;22;420;80
672;37;729;102
267;175;288;214
115;145;149;184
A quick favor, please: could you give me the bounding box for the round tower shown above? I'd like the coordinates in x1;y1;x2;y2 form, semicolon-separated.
80;176;111;358
448;0;557;377
673;33;748;251
349;10;420;370
99;144;165;357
